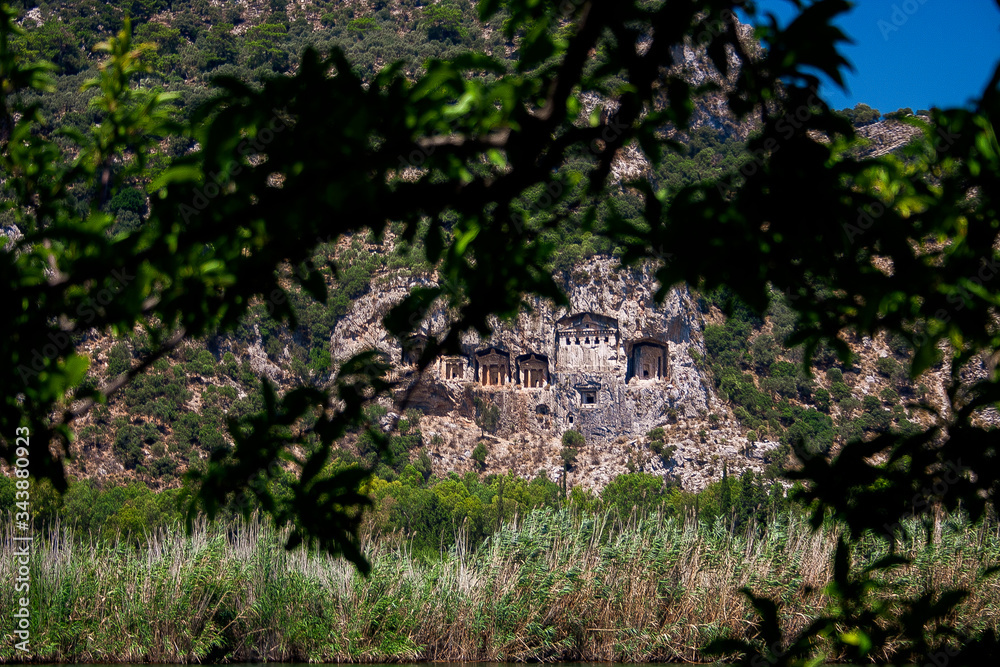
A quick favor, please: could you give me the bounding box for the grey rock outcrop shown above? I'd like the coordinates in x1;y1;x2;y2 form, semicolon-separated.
853;118;924;158
329;257;715;444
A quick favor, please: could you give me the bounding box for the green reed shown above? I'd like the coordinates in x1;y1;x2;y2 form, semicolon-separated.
1;509;997;663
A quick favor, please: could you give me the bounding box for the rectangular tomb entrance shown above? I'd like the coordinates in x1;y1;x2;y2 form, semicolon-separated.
574;380;601;406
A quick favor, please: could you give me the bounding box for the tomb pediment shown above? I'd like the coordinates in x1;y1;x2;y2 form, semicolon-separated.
573;380;601;392
556;312;618;334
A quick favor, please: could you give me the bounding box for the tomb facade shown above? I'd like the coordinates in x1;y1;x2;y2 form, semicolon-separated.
389;310;679;443
555;312;620;372
475;347;511;386
402;334;429;365
625;339;669;382
517;353;550;387
440;355;469;381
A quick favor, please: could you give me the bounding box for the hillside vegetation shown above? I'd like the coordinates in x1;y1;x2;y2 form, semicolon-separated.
1;0;958;518
4;1;999;662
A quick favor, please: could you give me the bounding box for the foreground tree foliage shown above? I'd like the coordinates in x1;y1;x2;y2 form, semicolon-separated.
2;0;999;662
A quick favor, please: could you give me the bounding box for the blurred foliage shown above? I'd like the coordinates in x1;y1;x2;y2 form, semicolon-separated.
2;0;1000;661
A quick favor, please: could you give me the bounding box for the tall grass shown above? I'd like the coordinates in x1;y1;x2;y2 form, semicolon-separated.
1;509;998;663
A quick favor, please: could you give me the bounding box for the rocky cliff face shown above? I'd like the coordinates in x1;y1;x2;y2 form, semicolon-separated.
326;256;774;491
853;118;924;158
329;257;714;436
63;246;992;494
326;244;1000;493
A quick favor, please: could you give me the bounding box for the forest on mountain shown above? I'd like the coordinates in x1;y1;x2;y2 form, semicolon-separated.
2;0;1000;663
4;0;923;480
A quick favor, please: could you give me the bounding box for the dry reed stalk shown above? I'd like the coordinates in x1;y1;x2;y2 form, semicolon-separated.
1;509;998;663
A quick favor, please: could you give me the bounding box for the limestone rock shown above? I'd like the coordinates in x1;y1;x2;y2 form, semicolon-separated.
329;257;714;447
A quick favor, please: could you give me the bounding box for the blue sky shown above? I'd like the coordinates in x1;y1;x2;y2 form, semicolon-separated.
739;0;1000;113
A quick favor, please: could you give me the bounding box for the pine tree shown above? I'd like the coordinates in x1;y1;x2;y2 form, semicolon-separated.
719;461;732;522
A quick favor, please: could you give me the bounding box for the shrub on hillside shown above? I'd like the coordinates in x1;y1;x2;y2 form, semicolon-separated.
114;425;145;469
107;342;131;378
562;429;585;448
471;441;488;471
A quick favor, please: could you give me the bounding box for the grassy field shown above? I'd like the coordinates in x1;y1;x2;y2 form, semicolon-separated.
2;509;998;663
